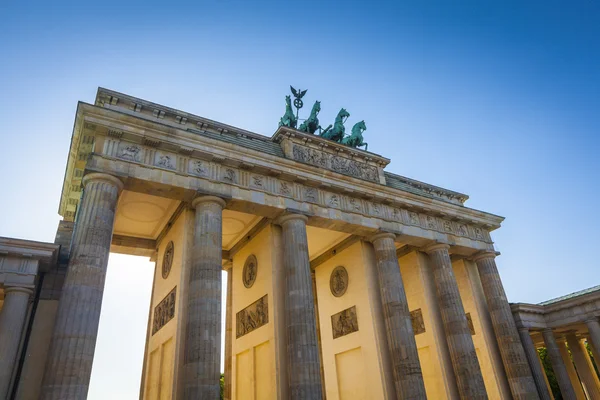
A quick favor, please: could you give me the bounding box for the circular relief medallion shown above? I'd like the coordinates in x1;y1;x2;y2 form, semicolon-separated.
162;241;174;279
330;266;348;297
243;255;258;288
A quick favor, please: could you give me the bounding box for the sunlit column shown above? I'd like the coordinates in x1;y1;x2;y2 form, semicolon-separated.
224;264;233;400
41;173;123;400
566;334;600;400
0;286;33;399
276;214;323;399
473;252;540;399
542;329;577;400
517;328;553;400
182;195;225;399
426;244;487;399
369;233;427;399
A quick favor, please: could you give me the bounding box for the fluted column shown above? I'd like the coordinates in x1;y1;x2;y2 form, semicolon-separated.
41;173;123;400
0;286;33;398
182;196;225;399
587;318;600;368
276;214;323;399
542;329;577;400
557;339;586;400
474;252;539;399
425;244;487;399
224;265;233;400
518;328;553;400
369;233;426;399
566;334;600;400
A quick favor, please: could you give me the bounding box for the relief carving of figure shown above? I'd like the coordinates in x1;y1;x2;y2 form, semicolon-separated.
157;155;173;169
280;182;291;195
224;168;236;182
193;160;207;175
332;306;358;339
120;145;140;161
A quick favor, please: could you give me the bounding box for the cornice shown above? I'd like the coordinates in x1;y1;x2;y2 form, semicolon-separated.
0;237;59;264
67;103;503;228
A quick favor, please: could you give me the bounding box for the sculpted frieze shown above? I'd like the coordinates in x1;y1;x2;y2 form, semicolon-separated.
331;306;359;339
100;137;492;244
152;287;176;335
291;144;379;183
117;143;143;163
156;153;176;170
236;295;268;338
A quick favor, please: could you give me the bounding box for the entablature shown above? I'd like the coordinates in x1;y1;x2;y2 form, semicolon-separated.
59;97;504;256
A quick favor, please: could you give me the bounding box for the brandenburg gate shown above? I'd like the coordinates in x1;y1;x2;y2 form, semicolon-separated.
5;87;597;399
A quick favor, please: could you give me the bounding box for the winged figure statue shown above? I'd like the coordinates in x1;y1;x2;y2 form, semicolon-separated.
290;86;307;99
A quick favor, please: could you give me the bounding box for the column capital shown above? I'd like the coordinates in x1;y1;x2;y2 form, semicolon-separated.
517;326;530;333
471;251;499;263
585;317;599;324
423;243;450;254
367;231;396;244
3;286;33;296
275;213;308;226
192;195;226;209
82;172;124;192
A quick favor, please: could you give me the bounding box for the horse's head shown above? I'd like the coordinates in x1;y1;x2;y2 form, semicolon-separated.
357;120;367;132
337;108;350;120
312;101;321;114
285;95;291;105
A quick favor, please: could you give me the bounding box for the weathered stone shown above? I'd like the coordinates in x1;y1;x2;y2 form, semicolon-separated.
517;328;553;400
541;329;577;400
474;253;539;399
426;243;487;399
276;213;323;400
566;334;600;400
369;233;427;399
586;318;600;368
0;287;33;399
41;173;122;400
224;267;232;400
182;196;225;399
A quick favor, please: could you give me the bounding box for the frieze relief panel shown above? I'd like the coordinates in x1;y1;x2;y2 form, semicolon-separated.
236;295;268;338
152;287;176;335
291;144;380;183
117;142;144;163
99;134;493;244
410;308;425;335
331;306;359;339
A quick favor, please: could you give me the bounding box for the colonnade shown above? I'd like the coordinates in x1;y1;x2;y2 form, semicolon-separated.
517;320;600;400
34;172;542;399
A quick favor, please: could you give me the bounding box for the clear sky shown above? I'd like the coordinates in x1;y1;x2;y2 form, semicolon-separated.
1;1;599;398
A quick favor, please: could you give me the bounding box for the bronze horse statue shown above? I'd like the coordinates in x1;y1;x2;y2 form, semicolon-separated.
320;108;350;142
279;95;297;129
342;120;368;151
299;101;323;134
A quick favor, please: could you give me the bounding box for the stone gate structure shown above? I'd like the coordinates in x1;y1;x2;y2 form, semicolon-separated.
0;87;597;399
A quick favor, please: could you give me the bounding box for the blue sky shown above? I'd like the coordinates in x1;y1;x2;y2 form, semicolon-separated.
1;1;599;398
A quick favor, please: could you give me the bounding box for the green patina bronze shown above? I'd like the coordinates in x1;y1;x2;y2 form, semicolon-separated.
298;101;323;134
279;87;369;150
320;108;350;143
342;120;368;151
279;95;298;129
